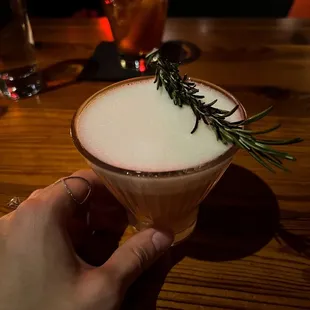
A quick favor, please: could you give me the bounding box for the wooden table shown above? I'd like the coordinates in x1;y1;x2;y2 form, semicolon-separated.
1;18;310;309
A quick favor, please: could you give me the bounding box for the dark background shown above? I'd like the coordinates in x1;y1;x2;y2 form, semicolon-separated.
25;0;294;18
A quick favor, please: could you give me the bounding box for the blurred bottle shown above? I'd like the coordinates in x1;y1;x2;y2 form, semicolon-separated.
0;0;42;100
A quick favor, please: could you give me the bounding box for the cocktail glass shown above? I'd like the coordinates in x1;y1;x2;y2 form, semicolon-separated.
71;77;246;244
103;0;168;71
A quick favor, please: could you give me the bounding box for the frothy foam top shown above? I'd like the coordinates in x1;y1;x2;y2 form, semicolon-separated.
76;78;242;172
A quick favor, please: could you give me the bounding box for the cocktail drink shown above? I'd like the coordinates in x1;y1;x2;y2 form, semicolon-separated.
71;77;245;244
103;0;168;70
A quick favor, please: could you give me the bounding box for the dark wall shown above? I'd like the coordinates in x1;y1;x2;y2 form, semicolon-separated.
168;0;294;18
26;0;103;17
26;0;294;18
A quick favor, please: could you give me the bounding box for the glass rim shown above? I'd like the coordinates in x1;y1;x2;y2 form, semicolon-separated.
71;76;247;178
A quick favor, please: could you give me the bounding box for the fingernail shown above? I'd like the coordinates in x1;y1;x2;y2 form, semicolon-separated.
152;231;173;252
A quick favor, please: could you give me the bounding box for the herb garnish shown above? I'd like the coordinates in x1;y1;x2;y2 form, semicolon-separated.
146;50;302;172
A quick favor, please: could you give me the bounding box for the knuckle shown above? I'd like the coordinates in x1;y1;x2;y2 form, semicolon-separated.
72;169;86;176
14;196;45;219
130;245;151;272
10;196;49;235
28;189;43;199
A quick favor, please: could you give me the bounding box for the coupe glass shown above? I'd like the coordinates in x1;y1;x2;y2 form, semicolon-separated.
71;77;246;244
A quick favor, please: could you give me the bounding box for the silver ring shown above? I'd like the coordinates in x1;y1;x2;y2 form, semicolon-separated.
54;176;92;205
7;176;92;211
7;197;21;209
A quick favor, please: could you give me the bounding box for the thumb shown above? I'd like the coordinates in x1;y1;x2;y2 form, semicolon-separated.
102;228;173;291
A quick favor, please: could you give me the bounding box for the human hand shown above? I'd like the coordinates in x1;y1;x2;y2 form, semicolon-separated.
0;170;173;310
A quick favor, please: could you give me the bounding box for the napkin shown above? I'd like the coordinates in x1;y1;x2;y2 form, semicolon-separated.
77;41;201;82
77;42;154;82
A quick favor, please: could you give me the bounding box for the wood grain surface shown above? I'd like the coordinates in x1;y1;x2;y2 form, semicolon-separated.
1;18;310;309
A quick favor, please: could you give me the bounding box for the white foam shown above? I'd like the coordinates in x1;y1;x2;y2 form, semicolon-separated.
77;78;242;172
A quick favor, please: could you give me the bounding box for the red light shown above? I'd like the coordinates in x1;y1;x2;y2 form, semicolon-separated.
10;92;19;100
139;59;146;73
98;17;114;42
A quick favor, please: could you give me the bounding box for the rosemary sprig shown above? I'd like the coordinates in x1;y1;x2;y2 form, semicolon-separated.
146;50;302;173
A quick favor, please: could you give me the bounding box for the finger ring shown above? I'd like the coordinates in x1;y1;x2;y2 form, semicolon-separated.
7;196;21;209
54;176;92;205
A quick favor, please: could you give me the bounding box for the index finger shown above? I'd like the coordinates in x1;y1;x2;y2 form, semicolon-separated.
21;170;101;222
46;170;101;218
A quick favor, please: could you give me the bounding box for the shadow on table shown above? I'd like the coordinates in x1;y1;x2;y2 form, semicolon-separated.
172;164;280;262
302;268;310;284
276;226;310;258
121;252;173;310
275;209;310;259
0;105;8;117
40;59;86;93
121;164;280;309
